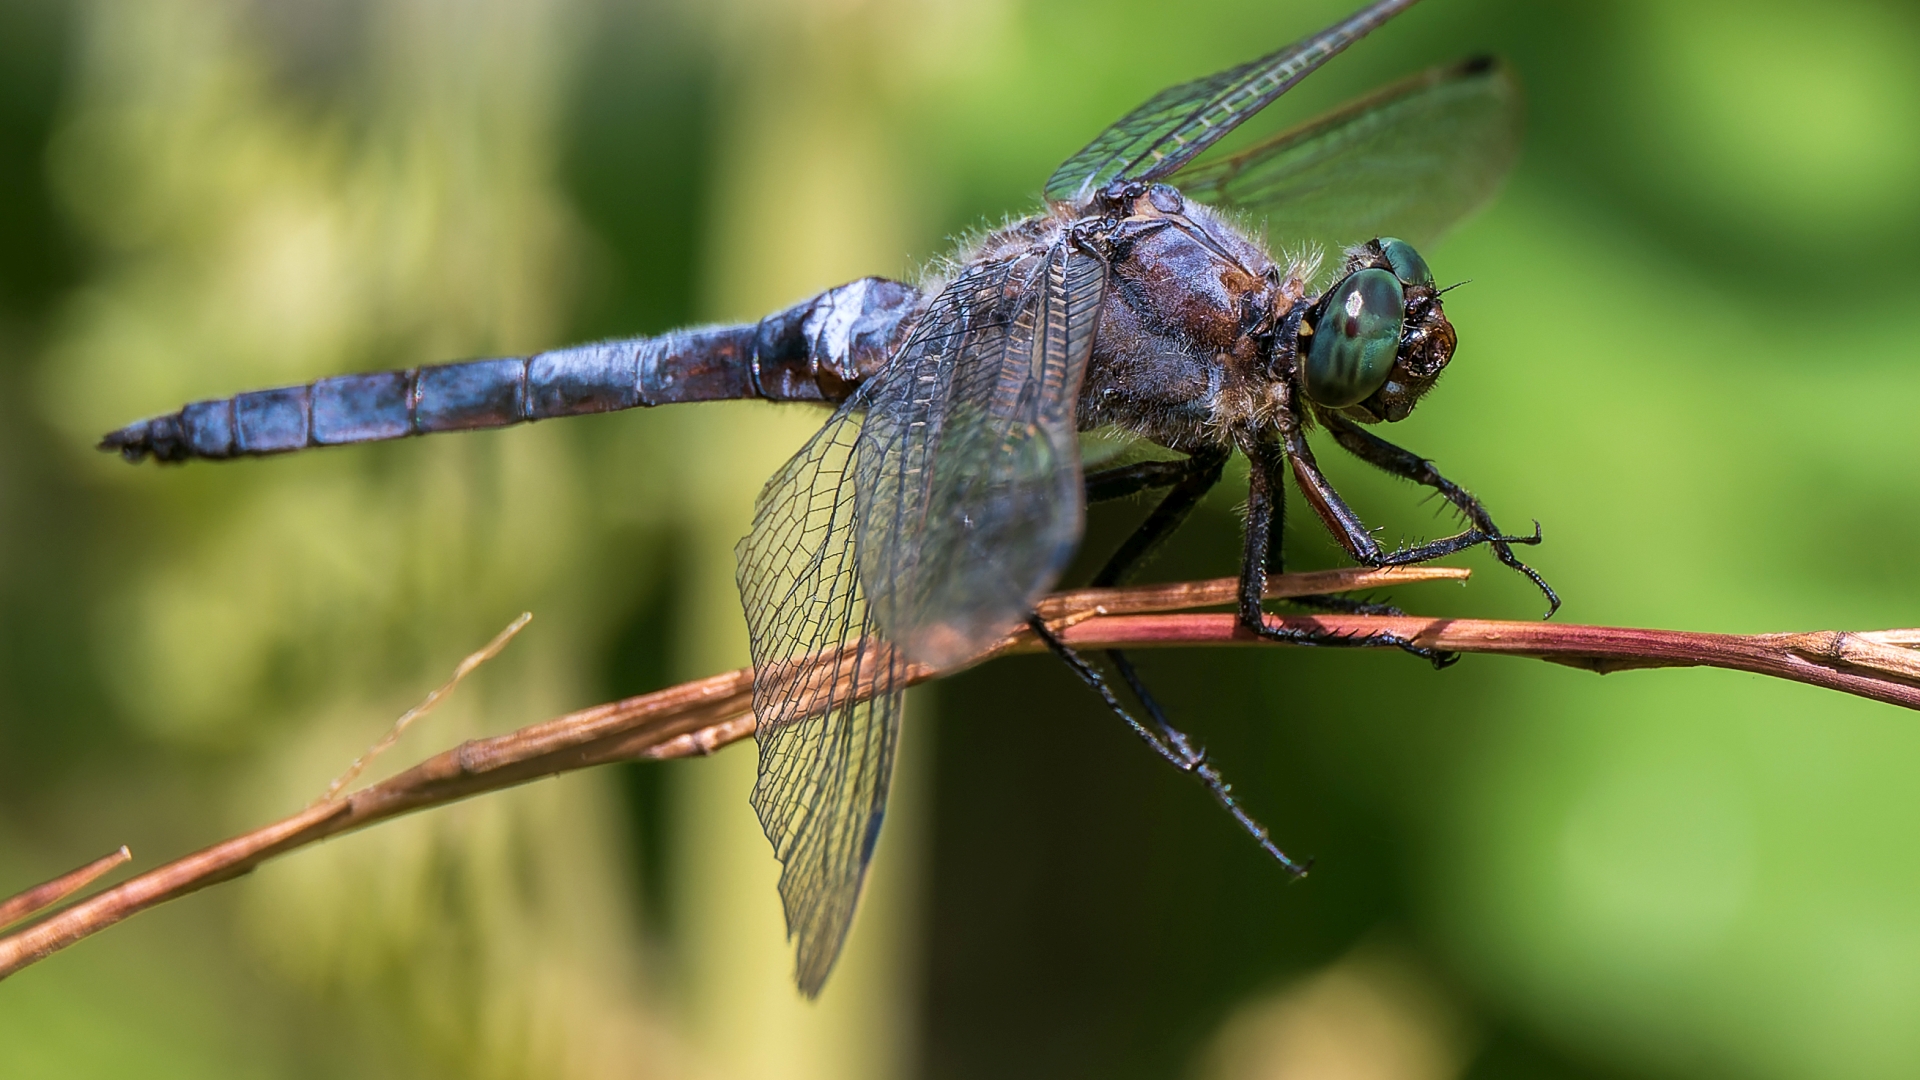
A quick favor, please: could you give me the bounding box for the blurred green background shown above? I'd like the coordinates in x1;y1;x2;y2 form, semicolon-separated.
1;0;1918;1076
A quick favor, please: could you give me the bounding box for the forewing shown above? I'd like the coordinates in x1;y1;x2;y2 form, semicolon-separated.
859;239;1106;671
1043;0;1420;203
1173;57;1520;264
734;236;1105;995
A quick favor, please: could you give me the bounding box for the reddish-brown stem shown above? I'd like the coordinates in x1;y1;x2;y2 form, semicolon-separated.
2;567;1916;981
0;846;131;931
1050;614;1920;711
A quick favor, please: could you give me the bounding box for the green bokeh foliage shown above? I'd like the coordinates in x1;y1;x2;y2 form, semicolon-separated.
1;0;1917;1077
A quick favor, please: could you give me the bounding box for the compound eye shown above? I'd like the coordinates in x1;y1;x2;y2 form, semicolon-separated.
1378;236;1433;287
1305;268;1405;408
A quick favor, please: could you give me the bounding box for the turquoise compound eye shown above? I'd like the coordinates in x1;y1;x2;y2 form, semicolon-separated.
1305;268;1405;408
1378;236;1433;287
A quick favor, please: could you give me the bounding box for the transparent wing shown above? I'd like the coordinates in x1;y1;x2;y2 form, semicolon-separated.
735;407;903;998
1172;57;1521;263
861;240;1106;671
1043;0;1420;203
734;238;1106;995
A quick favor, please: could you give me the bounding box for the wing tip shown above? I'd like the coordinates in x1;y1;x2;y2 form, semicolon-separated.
784;878;861;999
793;955;834;1000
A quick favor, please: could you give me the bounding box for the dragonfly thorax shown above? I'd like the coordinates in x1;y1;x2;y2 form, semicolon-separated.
1076;184;1303;450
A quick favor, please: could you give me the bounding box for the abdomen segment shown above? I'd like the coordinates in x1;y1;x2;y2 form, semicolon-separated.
101;277;921;463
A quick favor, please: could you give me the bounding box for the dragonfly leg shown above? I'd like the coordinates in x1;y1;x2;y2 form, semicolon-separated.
1278;422;1549;606
1085;447;1230;587
1082;450;1228;511
1025;614;1310;878
1082;448;1255;786
1238;430;1456;666
1314;408;1560;618
1248;432;1409;617
1081;443;1400;614
1284;592;1409;617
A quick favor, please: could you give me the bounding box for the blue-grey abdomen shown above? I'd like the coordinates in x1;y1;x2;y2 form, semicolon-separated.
101;277;921;463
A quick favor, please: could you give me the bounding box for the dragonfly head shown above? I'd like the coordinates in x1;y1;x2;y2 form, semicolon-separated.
1297;237;1455;423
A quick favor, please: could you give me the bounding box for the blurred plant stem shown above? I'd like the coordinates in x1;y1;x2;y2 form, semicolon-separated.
675;1;931;1075
39;0;674;1072
7;563;1920;984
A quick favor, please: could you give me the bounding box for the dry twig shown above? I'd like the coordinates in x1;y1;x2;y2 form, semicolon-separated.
0;846;130;932
3;564;1917;981
322;612;533;800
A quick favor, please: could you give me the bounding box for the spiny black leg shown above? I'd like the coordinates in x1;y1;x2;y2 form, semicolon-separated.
1080;445;1228;733
1288;593;1409;617
1282;424;1541;595
1239;615;1459;669
1086;445;1400;611
1026;615;1310;877
1257;431;1289;578
1284;425;1522;564
1084;458;1207;506
1084;447;1230;770
1251;438;1409;617
1236;430;1456;667
1089;447;1229;588
1026;616;1184;768
1315;407;1559;618
1237;430;1286;620
1078;445;1231;746
1106;650;1192;752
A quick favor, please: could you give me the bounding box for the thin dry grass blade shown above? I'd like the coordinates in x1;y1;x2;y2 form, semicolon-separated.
322;612;533;801
0;847;132;932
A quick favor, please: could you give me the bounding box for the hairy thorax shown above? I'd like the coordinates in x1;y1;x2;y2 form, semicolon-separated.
940;186;1307;452
1076;188;1304;450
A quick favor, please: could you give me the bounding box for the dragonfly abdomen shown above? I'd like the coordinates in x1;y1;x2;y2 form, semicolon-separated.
100;276;921;463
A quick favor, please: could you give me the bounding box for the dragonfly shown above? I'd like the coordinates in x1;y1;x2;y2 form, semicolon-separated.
101;0;1554;996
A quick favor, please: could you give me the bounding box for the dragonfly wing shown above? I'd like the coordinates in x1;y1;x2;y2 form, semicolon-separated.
1173;57;1521;267
734;236;1106;994
735;403;903;998
860;238;1107;670
1043;0;1421;203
